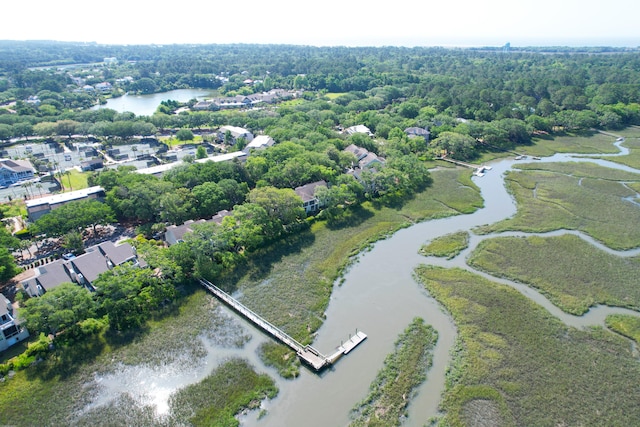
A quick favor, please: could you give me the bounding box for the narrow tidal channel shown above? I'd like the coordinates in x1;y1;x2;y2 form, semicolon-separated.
244;140;640;426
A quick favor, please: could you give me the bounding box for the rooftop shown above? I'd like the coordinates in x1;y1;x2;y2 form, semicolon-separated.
25;186;105;208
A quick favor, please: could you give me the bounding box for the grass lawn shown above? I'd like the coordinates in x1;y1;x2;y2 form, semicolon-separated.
474;162;640;250
468;234;640;315
60;169;89;191
323;92;347;99
159;135;206;148
415;265;640;427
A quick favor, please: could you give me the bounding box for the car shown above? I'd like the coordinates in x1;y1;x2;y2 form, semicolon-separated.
62;252;76;260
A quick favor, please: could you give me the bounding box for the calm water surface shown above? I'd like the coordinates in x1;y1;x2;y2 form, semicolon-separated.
92;89;212;116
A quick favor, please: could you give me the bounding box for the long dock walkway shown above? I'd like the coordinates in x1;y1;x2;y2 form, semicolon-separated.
435;156;492;176
199;279;366;371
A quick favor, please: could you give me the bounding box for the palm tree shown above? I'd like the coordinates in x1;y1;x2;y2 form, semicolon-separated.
63;170;72;191
36;183;43;197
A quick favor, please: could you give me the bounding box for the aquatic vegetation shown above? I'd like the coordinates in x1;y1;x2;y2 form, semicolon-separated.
475;163;640;250
416;265;640;427
350;318;438;426
468;234;640;315
420;231;469;259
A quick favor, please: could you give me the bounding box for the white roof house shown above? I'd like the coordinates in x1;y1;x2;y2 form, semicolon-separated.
136;151;247;176
243;135;275;153
26;186;106;222
219;126;254;144
345;125;374;137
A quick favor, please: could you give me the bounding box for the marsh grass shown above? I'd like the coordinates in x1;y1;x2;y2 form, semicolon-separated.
168;358;277;427
475;163;640;250
597;134;640;169
419;231;469;259
468;234;640;315
1;166;484;422
518;131;620;157
257;342;300;379
0;284;261;426
415;265;640;427
605;314;640;343
350;318;438;427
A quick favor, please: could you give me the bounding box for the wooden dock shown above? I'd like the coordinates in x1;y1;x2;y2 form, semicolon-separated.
199;279;367;371
436;157;492;176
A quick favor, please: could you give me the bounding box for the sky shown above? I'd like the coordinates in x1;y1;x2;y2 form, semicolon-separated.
3;0;640;47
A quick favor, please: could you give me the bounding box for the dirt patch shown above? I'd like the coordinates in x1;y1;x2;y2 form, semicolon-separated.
462;399;503;427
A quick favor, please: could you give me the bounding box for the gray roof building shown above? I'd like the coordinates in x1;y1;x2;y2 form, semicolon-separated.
21;241;145;296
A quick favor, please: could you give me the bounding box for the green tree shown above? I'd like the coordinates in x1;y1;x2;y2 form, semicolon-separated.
159;187;195;225
56;120;80;139
22;283;96;335
0;124;11;141
94;264;176;331
34;199;115;237
249;186;306;228
221;202;276;251
431;131;478;160
176;128;194;142
0;246;20;282
62;231;84;255
398;101;420;119
33;121;58;139
196;145;207;159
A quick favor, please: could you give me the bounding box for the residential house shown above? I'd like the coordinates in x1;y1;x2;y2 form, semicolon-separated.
404;127;430;142
0;295;29;352
80;158;104;171
294;180;327;214
343;144;385;185
95;82;113;93
26;186;106;222
192;100;216;111
344;124;374;137
136;152;247;176
343;144;385;170
357;152;385;169
195;90;295;111
243;135;275;153
25;95;41;106
0;159;35;187
165;210;232;245
218;126;254;145
21;241;146;296
343;144;369;162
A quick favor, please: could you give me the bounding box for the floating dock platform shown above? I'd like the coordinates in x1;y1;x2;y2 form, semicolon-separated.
199;279;367;372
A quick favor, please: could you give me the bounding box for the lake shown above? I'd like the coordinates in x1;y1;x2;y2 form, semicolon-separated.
91;89;213;116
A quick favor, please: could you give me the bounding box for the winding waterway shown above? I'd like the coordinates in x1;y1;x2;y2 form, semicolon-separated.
242;135;640;427
82;134;640;426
